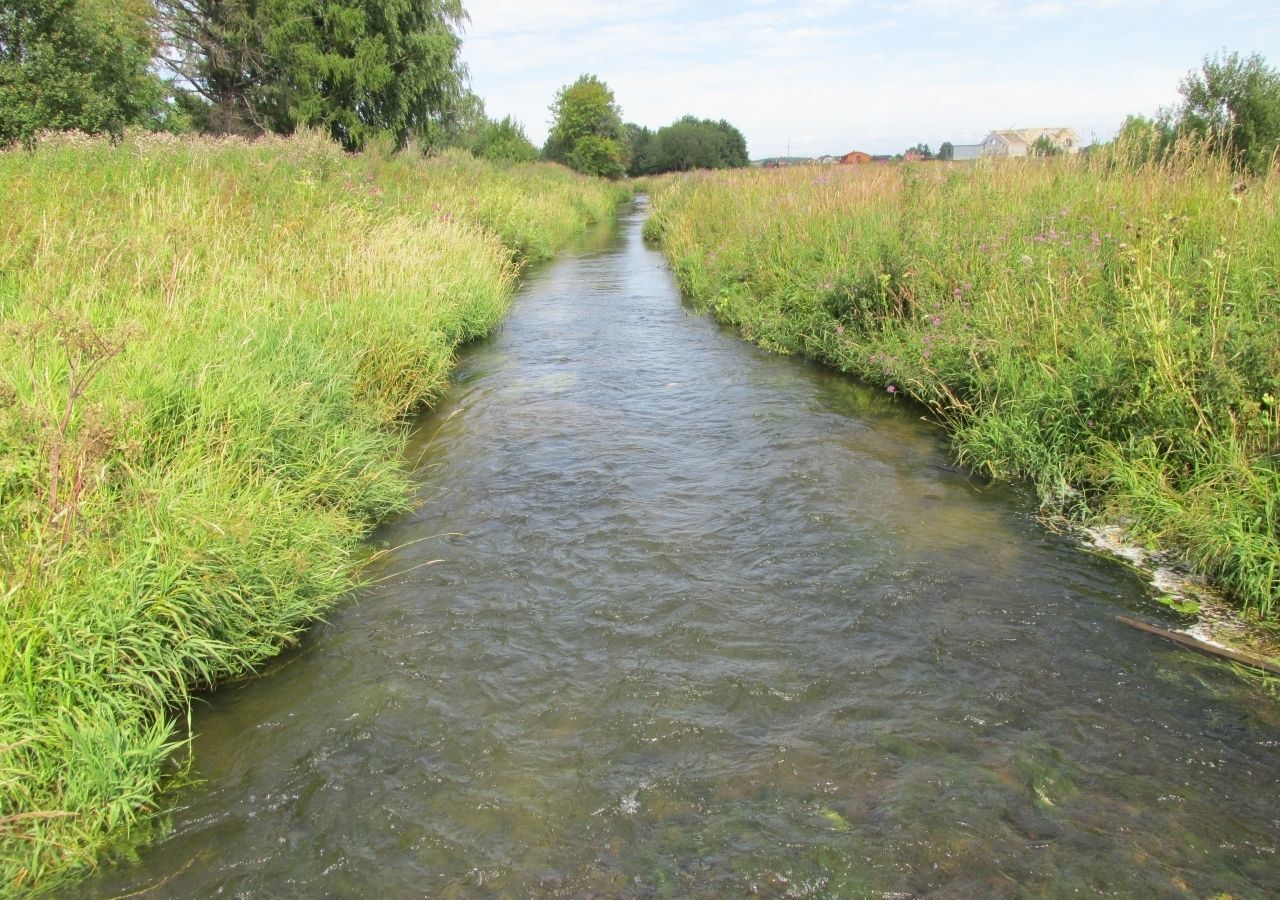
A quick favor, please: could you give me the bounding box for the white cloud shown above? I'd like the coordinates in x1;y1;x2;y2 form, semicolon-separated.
459;0;1277;156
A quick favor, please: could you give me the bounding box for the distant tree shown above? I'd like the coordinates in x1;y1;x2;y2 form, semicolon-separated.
437;89;488;148
905;142;932;159
567;133;627;178
544;74;627;177
1111;113;1175;163
1175;50;1280;173
624;122;654;175
471;115;539;163
938;141;954;161
1029;135;1064;157
637;116;749;174
0;0;164;145
153;0;469;149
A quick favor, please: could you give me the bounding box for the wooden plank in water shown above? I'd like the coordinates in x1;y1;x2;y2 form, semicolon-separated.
1116;615;1280;676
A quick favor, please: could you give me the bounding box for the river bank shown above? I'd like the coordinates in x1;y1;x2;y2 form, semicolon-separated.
646;152;1279;664
73;198;1280;899
0;131;626;891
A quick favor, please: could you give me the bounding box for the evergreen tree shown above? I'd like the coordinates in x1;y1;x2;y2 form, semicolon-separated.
154;0;469;149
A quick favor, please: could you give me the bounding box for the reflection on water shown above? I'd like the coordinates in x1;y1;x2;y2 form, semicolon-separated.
82;201;1280;898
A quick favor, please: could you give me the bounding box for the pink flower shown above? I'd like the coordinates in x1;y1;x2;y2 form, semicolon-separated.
887;385;898;394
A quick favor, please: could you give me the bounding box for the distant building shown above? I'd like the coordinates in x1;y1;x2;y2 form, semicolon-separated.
903;149;927;161
839;151;873;165
816;155;838;165
980;127;1082;158
949;144;982;161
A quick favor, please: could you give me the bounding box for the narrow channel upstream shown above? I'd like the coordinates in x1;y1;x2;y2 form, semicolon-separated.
84;201;1279;898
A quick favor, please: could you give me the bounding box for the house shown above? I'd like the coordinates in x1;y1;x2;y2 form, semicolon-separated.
816;155;838;165
980;127;1082;158
839;151;872;165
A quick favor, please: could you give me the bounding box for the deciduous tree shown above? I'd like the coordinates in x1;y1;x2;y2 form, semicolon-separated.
630;116;748;175
544;74;626;178
0;0;163;144
1176;50;1280;174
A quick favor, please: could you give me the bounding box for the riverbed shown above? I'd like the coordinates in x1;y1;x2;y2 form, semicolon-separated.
81;200;1280;897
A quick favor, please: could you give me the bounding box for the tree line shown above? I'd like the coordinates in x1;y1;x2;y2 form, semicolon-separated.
540;74;748;177
1;6;750;176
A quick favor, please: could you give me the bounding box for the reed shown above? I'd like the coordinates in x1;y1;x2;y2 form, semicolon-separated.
0;130;626;890
648;144;1278;624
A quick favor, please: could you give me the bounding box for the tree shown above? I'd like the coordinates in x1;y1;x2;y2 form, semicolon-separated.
938;141;954;161
1175;50;1280;174
1111;113;1174;163
0;0;163;145
544;74;626;177
151;1;268;135
1029;134;1064;157
905;142;932;159
153;0;469;149
471;115;538;163
623;122;654;176
631;116;749;174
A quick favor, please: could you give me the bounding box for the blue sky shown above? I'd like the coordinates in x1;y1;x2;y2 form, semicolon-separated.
458;1;1280;158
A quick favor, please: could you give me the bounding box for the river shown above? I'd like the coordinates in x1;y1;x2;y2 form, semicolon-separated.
81;200;1279;898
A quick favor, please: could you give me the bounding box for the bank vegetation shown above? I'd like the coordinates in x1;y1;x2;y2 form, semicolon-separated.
646;141;1278;637
0;130;625;890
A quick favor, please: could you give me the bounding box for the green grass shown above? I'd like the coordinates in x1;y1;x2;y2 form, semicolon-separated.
0;130;626;891
647;144;1278;623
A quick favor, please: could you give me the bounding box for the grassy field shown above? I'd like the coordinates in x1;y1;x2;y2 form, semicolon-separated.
0;131;625;890
647;146;1278;628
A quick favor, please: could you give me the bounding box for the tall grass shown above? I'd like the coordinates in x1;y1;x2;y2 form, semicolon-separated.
0;130;626;890
648;145;1278;622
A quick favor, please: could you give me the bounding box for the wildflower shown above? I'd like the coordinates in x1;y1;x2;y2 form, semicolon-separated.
930;315;942;327
886;385;898;394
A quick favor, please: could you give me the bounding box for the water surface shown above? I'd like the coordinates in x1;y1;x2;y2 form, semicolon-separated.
83;201;1279;898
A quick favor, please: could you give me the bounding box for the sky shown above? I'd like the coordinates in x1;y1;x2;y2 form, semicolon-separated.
458;0;1280;159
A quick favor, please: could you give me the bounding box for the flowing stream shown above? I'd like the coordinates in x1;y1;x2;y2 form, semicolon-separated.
82;201;1279;898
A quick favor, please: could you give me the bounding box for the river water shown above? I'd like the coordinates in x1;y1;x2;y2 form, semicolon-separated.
82;201;1279;898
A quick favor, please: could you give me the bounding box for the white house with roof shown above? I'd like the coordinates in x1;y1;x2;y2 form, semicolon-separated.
980;127;1082;158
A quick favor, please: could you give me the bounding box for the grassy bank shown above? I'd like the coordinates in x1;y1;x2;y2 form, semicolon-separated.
647;150;1278;629
0;131;625;890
